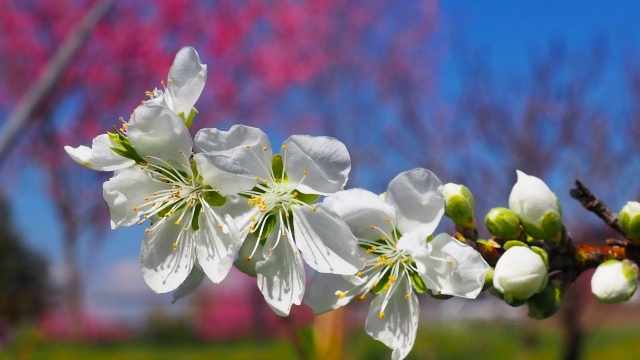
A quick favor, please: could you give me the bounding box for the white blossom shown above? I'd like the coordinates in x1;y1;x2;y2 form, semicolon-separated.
493;246;548;300
194;124;364;316
304;169;489;360
591;259;638;304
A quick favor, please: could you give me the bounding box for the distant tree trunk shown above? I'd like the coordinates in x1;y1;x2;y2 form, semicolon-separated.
561;287;583;360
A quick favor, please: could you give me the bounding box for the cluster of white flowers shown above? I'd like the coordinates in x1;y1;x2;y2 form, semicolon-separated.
64;47;559;359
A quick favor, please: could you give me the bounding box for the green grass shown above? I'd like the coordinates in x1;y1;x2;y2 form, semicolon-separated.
3;322;640;360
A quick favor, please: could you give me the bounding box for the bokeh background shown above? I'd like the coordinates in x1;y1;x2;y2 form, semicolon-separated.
2;0;640;359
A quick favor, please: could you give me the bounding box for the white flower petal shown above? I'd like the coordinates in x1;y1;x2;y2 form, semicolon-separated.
167;46;207;116
304;273;368;314
386;168;444;236
324;189;396;240
64;134;134;171
194;125;273;180
255;223;305;316
283;135;350;195
194;203;239;283
140;214;196;293
193;153;258;196
292;204;364;275
365;276;418;360
425;233;489;299
102;167;169;229
171;265;205;304
127;104;193;167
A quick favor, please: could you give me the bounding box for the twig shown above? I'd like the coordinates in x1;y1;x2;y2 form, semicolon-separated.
569;180;626;236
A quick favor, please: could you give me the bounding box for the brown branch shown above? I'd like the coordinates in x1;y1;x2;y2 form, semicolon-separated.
569;180;625;236
0;0;115;164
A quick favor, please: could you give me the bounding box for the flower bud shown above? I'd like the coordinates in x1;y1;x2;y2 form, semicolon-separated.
485;207;522;239
493;246;548;300
591;259;638;304
508;170;562;242
618;201;640;242
442;183;475;228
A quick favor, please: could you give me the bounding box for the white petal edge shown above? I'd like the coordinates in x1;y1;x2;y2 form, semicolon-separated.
127;104;193;167
283;135;350;195
171;265;205;303
255;222;305;316
194;125;273;181
167;46;207;116
292;204;364;275
194;202;240;283
324;188;396;240
64;134;133;171
386;168;444;236
304;272;368;314
365;276;418;360
140;213;196;293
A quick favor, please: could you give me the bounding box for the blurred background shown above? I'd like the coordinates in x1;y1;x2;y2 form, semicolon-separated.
2;0;640;359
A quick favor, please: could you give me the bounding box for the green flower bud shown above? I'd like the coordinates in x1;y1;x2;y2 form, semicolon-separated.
485;207;522;239
619;201;640;242
493;246;548;301
442;183;475;228
591;259;638;304
527;281;563;319
508;170;562;243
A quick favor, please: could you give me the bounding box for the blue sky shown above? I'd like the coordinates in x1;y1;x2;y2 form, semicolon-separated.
9;1;640;319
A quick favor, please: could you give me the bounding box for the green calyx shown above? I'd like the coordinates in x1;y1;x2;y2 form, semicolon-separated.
108;127;145;164
485;207;522;239
521;210;562;244
179;108;199;128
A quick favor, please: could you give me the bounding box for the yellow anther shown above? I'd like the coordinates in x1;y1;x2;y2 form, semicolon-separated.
303;170;308;176
183;227;188;231
372;282;378;288
371;245;377;251
141;100;146;104
404;294;410;299
218;224;223;229
281;233;286;237
246;257;252;262
246;145;251;149
263;178;268;183
167;78;172;82
293;192;298;196
201;210;205;214
386;218;391;223
285;213;290;218
161;80;164;85
389;275;396;282
437;290;442;295
392;243;397;248
173;242;178;248
144;197;149;201
370;225;375;230
357;295;366;301
447;259;454;265
386;260;393;266
263;147;267;151
366;249;372;254
133;206;139;211
282;145;287;149
119;116;124;121
381;236;386;241
402;258;408;263
151;202;157;206
255;176;260;180
357;272;362;277
146;155;152;159
373;264;379;269
215;189;220;193
379;312;385;319
138;221;143;225
145;228;150;234
311;207;316;212
336;291;346;299
175;220;181;225
269;248;273;253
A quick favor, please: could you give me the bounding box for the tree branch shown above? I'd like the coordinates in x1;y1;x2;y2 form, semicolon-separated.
0;0;115;165
569;180;626;236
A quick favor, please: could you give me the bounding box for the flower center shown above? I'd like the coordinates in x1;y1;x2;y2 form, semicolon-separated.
132;152;223;248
